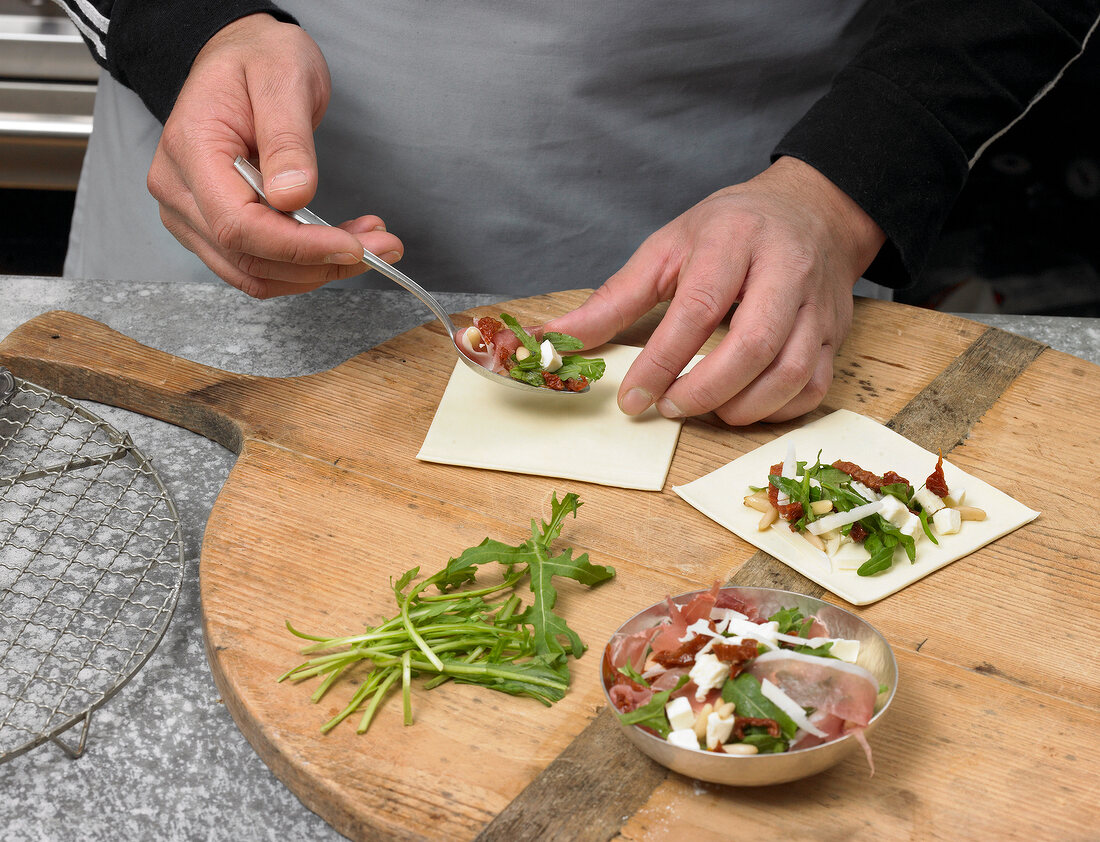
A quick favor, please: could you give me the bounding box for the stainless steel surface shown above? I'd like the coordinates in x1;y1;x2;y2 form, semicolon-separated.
601;587;898;786
0;1;98;189
234;156;589;394
0;370;185;763
0;80;94;138
0;8;100;81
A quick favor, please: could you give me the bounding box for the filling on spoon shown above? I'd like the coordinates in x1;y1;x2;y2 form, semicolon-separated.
457;313;605;391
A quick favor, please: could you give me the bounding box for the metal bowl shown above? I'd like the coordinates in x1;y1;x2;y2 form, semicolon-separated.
600;587;897;786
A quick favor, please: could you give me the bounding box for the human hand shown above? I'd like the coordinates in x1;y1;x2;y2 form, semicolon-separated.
542;156;886;425
146;14;403;298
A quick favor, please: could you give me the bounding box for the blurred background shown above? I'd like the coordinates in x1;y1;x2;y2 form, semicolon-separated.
2;0;1097;316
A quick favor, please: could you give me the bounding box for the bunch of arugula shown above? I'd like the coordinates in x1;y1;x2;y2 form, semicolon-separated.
498;313;606;388
279;493;615;734
765;453;938;576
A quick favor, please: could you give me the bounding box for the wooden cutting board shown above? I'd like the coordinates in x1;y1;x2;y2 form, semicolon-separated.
2;293;1097;841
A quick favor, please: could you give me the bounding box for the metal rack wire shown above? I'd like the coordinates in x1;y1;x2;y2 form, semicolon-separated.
0;367;184;762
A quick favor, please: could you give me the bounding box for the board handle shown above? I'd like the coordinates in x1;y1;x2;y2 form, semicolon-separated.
0;310;270;452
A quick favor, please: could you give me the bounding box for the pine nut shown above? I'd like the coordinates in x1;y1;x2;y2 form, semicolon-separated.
722;743;759;756
803;530;826;552
743;492;772;513
954;506;987;521
716;701;735;718
462;326;485;350
810;499;834;515
693;703;713;740
758;506;779;531
515;346;531;361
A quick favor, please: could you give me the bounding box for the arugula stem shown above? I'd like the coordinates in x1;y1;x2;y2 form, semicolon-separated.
354;668;401;734
398;576;445;671
311;662;350;703
417;570;526;601
321;668;389;733
401;651;413;726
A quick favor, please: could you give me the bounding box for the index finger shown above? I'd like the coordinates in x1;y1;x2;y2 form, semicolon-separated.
656;276;804;418
615;241;748;415
193;148;369;264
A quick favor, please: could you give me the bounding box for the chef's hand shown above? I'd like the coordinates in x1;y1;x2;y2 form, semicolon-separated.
147;14;403;299
542;156;886;425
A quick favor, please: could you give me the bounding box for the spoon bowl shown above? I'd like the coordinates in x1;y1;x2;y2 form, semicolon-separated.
233;157;587;394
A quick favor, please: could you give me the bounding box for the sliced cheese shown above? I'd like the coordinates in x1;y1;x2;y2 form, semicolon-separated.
806;499;884;535
777;441;797;506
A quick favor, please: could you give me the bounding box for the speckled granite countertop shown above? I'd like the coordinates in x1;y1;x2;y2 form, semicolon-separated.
1;276;1097;842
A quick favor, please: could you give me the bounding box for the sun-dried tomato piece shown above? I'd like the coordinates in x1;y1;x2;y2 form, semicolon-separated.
849;522;869;543
542;372;565;390
564;376;588;392
711;639;760;678
733;716;781;739
926;453;949;497
831;460;884;490
653;632;711;668
477;316;504;346
882;470;910;488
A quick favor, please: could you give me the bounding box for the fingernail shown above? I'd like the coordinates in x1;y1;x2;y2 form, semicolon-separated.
324;252;359;265
372;223;387;232
656;397;683;418
380;251;402;263
268;169;308;191
620;387;654;415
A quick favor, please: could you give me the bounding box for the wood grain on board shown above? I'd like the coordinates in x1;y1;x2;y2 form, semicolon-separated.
1;295;1097;842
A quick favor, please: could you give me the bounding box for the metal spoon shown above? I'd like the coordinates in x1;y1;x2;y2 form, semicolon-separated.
233;156;587;394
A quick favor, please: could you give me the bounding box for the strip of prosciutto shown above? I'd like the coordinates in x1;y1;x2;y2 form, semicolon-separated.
747;649;878;728
747;648;879;771
456;316;522;373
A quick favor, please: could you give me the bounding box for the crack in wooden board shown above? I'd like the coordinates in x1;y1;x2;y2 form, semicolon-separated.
475;326;1047;842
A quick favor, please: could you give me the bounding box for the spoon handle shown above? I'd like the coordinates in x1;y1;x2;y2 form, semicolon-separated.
232;157;458;336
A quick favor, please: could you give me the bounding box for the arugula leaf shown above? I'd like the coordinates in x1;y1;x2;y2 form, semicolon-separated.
509;367;546;388
543;332;585;352
514;495;615;664
807;465;853;487
498;312;541;358
617;663;649;686
768;606;812;637
738;732;789;753
879;481;914;505
857;530;897;576
555;355;606;383
917;508;940;545
791;641;836;658
721;673;798;740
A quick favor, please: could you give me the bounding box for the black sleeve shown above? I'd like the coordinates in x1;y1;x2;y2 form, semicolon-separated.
773;0;1100;288
51;0;298;123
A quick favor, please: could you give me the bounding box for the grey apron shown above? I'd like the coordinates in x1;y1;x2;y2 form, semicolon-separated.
65;0;889;298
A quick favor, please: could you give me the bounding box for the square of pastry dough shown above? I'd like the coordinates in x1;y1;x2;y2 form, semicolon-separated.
417;344;688;491
673;409;1040;605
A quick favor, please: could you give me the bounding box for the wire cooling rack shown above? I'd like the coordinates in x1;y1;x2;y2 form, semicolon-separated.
0;367;184;762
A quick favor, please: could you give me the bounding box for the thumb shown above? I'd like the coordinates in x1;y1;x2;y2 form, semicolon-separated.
251;70;328;212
